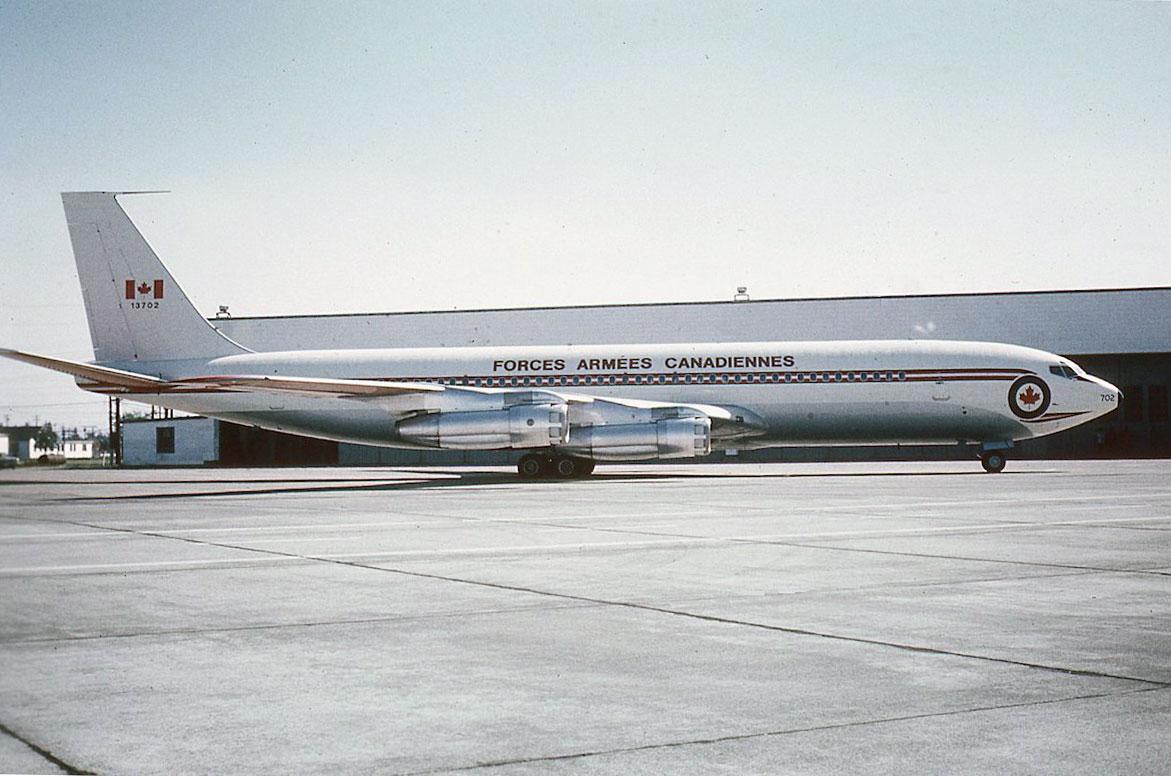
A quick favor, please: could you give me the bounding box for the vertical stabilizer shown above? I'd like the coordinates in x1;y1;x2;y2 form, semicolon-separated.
62;192;248;363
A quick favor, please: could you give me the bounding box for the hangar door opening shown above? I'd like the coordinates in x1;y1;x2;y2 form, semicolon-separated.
217;422;339;466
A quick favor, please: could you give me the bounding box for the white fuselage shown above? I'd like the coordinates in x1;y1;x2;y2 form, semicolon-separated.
93;339;1120;451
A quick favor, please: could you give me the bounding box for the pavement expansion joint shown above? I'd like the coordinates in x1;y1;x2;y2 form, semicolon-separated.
1;601;601;645
58;481;417;501
0;721;94;775
398;685;1171;775
640;567;1107;609
357;510;1171;579
30;514;1167;688
772;539;1152;574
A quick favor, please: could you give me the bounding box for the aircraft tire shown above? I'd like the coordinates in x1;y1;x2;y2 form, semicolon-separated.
980;452;1007;473
540;456;596;479
553;456;579;478
518;453;545;478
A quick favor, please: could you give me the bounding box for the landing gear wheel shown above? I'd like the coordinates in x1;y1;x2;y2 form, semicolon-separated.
554;456;579;478
552;456;596;478
518;454;545;478
980;452;1007;473
519;454;596;479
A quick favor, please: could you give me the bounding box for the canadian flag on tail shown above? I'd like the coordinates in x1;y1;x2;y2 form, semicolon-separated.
125;279;164;300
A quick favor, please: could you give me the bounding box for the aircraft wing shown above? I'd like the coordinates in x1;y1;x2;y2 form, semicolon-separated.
557;392;766;439
177;379;762;437
547;391;736;420
2;349;764;438
171;380;744;426
176;374;445;397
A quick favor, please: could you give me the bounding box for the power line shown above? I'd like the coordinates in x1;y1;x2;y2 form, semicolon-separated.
1;401;106;408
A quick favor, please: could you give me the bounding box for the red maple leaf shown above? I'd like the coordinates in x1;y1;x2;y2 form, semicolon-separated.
137;282;151;295
1019;386;1041;406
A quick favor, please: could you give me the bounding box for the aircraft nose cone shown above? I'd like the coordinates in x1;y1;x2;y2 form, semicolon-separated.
1089;377;1122;416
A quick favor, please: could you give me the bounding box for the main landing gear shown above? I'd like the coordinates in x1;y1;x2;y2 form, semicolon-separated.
517;453;596;479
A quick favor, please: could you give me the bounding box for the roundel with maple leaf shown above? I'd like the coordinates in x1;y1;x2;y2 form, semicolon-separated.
1008;375;1051;420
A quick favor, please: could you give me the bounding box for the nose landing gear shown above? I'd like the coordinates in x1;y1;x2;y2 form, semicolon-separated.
980;451;1007;473
517;453;596;479
978;442;1012;473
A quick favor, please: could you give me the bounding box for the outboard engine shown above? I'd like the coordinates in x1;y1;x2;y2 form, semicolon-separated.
560;413;711;461
396;396;569;450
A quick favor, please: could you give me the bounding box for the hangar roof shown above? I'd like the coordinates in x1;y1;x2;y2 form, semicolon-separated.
212;286;1171;356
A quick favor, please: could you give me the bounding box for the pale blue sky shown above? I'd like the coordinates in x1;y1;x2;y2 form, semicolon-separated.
1;1;1168;427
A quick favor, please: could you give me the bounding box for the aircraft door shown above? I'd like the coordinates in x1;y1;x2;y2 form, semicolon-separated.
932;381;950;401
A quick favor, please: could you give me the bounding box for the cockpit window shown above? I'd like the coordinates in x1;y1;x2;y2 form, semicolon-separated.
1049;365;1077;379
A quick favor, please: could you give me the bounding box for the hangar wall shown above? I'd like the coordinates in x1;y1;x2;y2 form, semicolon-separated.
214;287;1171;354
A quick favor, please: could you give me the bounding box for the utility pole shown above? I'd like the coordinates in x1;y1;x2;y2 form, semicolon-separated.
107;396;123;467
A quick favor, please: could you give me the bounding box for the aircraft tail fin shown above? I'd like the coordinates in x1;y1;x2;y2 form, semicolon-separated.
61;192;249;364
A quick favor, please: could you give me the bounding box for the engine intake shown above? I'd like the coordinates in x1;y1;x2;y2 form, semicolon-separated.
560;417;711;461
397;403;568;450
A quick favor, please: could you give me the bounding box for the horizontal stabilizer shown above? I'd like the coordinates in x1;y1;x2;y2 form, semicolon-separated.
0;348;165;389
1;348;449;399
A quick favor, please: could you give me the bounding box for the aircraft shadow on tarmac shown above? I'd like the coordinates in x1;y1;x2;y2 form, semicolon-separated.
45;466;999;501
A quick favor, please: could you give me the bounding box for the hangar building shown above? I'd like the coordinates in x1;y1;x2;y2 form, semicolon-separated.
120;286;1170;466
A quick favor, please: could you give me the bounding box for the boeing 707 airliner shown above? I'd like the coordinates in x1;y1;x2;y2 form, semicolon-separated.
1;192;1121;477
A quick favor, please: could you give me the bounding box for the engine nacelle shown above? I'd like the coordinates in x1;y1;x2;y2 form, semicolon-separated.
397;403;568;450
560;417;711;461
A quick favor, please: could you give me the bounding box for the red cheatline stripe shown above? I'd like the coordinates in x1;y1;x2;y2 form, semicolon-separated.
89;387;246;395
902;367;1032;374
905;375;1018;382
374;373;1025;384
81;368;1032;395
1024;411;1089;423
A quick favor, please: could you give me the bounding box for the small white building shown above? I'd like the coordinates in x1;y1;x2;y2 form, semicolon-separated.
26;433;103;460
27;440;52;459
58;437;100;459
1;426;40;461
122;417;219;467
